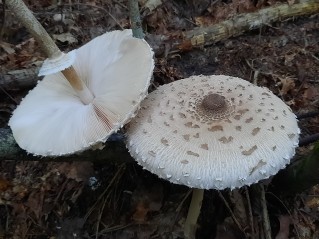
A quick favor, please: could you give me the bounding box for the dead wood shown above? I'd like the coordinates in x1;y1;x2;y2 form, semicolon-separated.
0;68;40;89
0;127;133;162
173;0;319;51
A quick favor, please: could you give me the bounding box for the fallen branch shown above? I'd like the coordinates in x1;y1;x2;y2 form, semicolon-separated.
0;128;132;162
173;0;319;51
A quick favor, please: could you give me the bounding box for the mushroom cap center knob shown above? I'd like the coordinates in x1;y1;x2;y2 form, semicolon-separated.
201;93;226;111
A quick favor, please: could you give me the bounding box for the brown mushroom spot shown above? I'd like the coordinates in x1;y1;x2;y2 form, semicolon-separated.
179;112;187;118
178;100;185;106
183;134;190;141
181;160;189;164
164;122;170;126
187;151;200;157
235;126;242;131
173;130;178;134
219;136;233;144
288;133;295;139
201;93;227;111
208;125;223;132
234;115;241;120
242;145;257;155
272;146;277;151
249;160;267;176
161;138;169;146
193;133;200;138
280;125;285;129
245;117;253;123
252;127;261;136
237;109;249;115
200;144;209;150
185;122;200;128
166;100;170;106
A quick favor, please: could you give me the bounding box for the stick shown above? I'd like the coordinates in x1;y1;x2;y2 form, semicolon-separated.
5;0;94;104
128;0;144;39
174;0;319;51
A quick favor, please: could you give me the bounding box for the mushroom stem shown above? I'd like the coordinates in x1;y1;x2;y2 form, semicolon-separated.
6;0;94;104
61;67;94;105
128;0;144;39
184;189;204;239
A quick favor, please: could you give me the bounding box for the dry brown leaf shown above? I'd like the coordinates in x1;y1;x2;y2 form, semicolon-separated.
279;76;295;96
131;183;163;223
303;86;319;101
0;177;11;192
58;162;94;182
275;215;291;239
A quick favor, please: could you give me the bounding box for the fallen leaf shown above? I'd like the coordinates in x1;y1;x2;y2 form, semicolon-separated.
278;76;295;96
53;33;78;44
0;177;11;192
131;183;163;223
58;162;94;182
275;215;291;239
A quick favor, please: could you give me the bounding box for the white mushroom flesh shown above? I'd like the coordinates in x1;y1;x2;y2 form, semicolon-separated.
126;75;300;190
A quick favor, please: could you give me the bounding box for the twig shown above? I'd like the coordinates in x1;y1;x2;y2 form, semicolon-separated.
0;0;5;40
174;0;319;51
128;0;144;38
299;133;319;147
296;111;319;120
260;184;272;239
245;187;255;239
218;191;245;234
84;164;126;222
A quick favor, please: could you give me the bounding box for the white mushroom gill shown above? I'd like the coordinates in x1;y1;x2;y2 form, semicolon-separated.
9;29;154;156
126;75;300;190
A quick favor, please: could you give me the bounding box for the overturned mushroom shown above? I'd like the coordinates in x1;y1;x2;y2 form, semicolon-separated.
9;29;154;156
126;75;300;237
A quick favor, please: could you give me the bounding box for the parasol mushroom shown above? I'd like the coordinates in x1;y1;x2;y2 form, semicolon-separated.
126;75;300;238
9;29;154;156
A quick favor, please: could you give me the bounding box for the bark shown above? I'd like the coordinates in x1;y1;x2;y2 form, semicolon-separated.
0;128;132;162
174;0;319;51
128;0;144;39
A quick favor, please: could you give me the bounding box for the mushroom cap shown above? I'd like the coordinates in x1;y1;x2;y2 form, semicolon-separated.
9;29;154;156
126;75;300;190
38;51;76;76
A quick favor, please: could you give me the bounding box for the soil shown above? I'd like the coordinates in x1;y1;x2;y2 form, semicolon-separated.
1;0;319;238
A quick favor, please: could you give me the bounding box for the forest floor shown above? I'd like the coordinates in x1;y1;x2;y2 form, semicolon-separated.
1;0;319;238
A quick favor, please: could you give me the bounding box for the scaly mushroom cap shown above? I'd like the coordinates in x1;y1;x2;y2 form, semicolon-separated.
9;29;154;156
126;75;300;190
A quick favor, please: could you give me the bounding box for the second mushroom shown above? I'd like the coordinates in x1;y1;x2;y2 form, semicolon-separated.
126;74;300;238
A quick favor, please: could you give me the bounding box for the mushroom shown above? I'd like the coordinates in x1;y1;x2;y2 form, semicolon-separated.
9;29;154;156
126;75;299;237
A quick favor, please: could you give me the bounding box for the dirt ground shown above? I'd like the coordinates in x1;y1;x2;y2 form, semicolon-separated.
1;0;319;238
